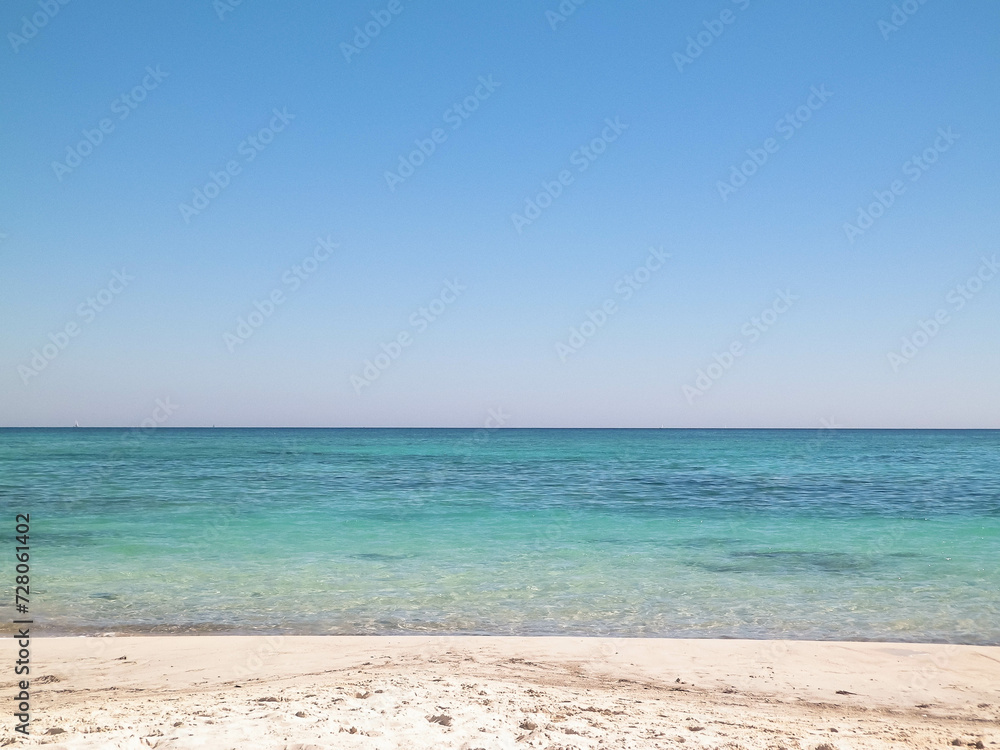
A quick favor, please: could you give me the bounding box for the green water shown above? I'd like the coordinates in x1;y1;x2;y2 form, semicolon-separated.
1;428;997;642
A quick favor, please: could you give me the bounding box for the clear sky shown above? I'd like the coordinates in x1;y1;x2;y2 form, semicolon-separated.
1;0;998;428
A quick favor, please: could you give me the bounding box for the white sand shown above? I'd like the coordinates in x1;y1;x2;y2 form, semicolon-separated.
5;636;999;748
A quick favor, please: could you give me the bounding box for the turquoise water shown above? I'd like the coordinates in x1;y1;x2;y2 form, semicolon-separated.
1;428;998;643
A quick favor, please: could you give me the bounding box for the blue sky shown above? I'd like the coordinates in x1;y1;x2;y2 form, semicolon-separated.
1;0;998;427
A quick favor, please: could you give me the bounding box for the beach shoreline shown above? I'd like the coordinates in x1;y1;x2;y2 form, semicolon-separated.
8;635;999;748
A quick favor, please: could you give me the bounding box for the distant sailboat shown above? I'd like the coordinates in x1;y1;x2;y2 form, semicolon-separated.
74;421;80;428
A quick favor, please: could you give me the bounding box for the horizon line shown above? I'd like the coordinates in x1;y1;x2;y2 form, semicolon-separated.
2;426;999;431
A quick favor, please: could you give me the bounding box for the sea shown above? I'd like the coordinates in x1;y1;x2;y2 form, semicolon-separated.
1;428;997;643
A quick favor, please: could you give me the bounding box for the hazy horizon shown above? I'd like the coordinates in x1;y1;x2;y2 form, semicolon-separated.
2;426;999;432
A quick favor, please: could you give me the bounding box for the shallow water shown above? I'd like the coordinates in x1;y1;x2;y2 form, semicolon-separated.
1;428;997;642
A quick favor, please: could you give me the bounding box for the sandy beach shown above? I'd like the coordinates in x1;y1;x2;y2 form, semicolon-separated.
5;636;998;748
